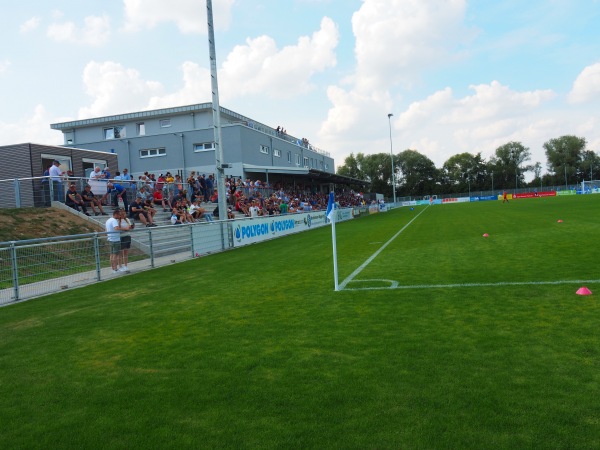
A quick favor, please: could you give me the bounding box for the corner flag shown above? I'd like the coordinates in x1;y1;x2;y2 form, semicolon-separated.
327;191;339;290
326;192;335;222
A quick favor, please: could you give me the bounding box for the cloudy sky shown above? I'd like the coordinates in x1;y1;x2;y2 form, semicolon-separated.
1;0;599;176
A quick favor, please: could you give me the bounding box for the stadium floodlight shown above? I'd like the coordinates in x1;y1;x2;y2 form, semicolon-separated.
387;114;397;206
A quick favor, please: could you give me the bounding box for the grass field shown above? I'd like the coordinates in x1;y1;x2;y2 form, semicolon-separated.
1;195;599;449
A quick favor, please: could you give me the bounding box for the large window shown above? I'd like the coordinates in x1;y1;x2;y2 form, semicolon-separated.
140;148;166;158
104;126;125;139
260;145;270;155
194;142;215;152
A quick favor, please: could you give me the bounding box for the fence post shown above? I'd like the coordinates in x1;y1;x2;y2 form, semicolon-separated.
190;224;195;258
148;228;155;268
10;242;19;301
94;232;101;281
14;179;21;208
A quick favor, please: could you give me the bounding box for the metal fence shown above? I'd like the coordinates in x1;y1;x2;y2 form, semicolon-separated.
0;220;232;306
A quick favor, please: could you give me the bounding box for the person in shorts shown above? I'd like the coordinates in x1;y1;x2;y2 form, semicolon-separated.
105;209;124;273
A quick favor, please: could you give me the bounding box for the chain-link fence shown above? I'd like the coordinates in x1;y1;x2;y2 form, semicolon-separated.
0;221;232;305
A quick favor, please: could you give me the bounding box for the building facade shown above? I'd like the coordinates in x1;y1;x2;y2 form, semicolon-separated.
0;143;118;208
51;103;336;189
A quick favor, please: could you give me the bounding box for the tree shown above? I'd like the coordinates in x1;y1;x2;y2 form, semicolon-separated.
489;142;532;190
442;152;487;193
336;153;365;180
543;135;586;186
395;150;439;196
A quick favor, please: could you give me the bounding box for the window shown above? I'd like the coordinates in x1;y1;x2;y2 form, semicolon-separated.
287;151;292;163
159;119;171;128
274;149;281;157
303;157;309;167
324;163;329;170
137;123;145;136
295;154;301;166
104;126;125;139
194;142;215;152
320;161;324;170
260;145;270;154
140;148;166;158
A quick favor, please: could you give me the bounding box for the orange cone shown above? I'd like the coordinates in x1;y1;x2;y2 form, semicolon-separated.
576;287;592;295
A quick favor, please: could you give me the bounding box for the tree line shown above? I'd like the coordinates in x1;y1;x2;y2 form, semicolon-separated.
337;135;599;197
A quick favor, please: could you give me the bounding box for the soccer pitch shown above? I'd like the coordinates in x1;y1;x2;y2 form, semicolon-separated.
1;195;599;448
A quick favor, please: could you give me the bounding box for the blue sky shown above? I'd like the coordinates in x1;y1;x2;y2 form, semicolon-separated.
1;0;599;176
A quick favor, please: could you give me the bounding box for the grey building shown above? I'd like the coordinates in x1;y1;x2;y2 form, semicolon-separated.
50;103;340;190
0;143;118;208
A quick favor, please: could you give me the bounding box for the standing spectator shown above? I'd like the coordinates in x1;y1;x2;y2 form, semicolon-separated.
89;167;108;204
118;209;134;272
105;209;124;274
41;164;52;206
206;175;214;202
107;181;129;212
49;160;64;201
65;184;90;215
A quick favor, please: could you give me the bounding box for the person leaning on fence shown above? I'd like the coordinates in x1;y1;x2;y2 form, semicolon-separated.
65;184;91;216
81;185;108;216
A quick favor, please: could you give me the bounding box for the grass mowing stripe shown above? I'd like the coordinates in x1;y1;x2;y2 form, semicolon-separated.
338;205;429;290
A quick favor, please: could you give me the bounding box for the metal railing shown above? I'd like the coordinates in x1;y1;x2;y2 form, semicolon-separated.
0;220;233;305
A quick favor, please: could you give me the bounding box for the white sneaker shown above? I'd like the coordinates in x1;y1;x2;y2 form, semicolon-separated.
118;266;128;272
111;269;119;274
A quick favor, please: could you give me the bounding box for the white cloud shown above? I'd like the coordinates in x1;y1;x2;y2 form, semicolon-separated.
321;0;473;146
0;60;10;74
147;62;211;109
0;105;62;146
351;0;471;90
47;14;111;46
568;62;600;104
123;0;234;34
219;17;339;100
78;61;164;119
20;17;41;33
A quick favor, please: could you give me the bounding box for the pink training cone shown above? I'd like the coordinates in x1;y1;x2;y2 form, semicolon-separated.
482;233;489;237
557;219;563;223
576;287;592;296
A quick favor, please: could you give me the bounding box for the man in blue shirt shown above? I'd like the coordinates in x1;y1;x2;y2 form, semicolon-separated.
107;181;129;212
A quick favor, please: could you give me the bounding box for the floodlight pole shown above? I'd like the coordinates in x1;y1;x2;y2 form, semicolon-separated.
206;0;228;221
387;113;396;206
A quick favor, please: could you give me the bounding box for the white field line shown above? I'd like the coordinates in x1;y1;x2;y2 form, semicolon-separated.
343;279;600;291
338;206;429;291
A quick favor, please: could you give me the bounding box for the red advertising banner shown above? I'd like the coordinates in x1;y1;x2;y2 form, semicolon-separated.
513;191;556;199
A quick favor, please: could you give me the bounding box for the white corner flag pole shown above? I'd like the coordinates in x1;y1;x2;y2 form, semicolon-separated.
332;208;339;291
327;192;339;291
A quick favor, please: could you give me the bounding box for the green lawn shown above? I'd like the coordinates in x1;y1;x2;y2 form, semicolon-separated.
0;195;599;449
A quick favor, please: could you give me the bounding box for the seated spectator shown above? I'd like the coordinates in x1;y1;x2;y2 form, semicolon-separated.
81;185;108;216
129;197;157;227
153;188;170;211
65;184;90;216
136;185;152;203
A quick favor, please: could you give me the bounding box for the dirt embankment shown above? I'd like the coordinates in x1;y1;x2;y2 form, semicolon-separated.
0;208;104;242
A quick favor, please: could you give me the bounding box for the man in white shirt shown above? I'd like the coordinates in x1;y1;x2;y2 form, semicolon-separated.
105;209;124;274
49;160;64;201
